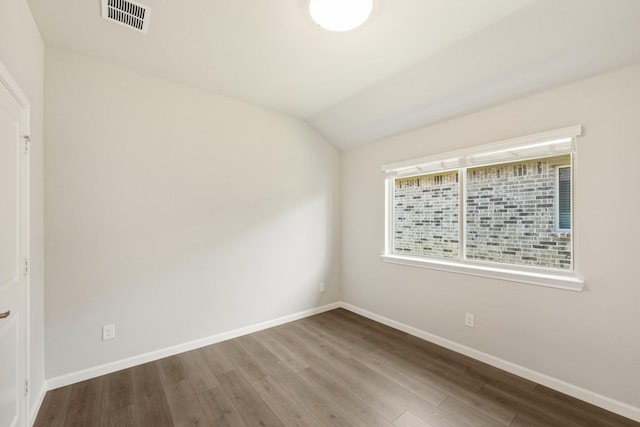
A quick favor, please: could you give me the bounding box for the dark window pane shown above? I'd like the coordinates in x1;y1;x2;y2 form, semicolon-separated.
558;167;571;230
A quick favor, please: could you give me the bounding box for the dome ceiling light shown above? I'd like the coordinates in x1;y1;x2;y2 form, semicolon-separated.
309;0;373;32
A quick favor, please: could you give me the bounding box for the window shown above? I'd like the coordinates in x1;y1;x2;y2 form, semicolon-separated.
393;171;459;259
557;166;571;231
382;126;583;291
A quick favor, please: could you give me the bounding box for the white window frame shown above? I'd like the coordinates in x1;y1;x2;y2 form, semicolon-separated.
381;125;584;292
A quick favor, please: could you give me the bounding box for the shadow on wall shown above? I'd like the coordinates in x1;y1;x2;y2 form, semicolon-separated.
44;47;341;378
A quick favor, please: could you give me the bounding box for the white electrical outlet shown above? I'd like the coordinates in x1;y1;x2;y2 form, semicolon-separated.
319;282;326;293
465;313;475;328
102;324;116;341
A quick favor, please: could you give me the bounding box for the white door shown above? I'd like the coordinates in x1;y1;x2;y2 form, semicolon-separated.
0;70;28;427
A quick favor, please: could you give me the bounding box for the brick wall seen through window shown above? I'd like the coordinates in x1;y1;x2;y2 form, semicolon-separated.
392;154;572;270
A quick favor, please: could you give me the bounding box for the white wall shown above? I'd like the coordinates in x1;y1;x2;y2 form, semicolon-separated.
44;48;341;379
342;64;640;411
0;0;46;415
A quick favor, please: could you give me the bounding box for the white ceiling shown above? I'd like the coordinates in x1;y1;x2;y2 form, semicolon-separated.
27;0;640;149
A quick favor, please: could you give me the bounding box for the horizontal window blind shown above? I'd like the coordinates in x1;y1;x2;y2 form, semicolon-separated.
382;125;581;178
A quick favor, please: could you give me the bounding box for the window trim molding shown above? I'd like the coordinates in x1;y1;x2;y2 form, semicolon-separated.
382;125;582;176
381;254;584;291
382;125;583;291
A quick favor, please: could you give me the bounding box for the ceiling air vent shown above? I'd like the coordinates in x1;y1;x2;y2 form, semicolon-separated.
101;0;150;33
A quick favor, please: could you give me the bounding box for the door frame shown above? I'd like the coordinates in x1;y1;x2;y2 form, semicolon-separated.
0;60;31;426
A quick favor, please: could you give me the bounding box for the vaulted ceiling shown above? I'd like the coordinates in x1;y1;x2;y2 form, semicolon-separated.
27;0;640;149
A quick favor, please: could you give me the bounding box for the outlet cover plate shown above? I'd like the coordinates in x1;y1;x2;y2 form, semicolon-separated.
465;313;475;328
103;324;116;340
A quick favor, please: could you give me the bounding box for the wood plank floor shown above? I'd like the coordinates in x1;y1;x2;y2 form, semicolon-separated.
34;308;639;427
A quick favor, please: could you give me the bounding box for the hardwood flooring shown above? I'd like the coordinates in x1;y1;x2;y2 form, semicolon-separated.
34;309;639;427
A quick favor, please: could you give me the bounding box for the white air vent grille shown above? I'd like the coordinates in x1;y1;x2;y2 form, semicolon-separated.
101;0;150;33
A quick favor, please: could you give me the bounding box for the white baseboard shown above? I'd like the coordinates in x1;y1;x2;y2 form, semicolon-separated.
41;300;640;423
46;302;340;390
339;302;640;423
29;382;47;427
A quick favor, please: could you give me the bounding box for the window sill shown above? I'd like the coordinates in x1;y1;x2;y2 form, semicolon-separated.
381;254;584;292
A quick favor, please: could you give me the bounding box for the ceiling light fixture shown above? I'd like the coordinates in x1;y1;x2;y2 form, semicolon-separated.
309;0;373;32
